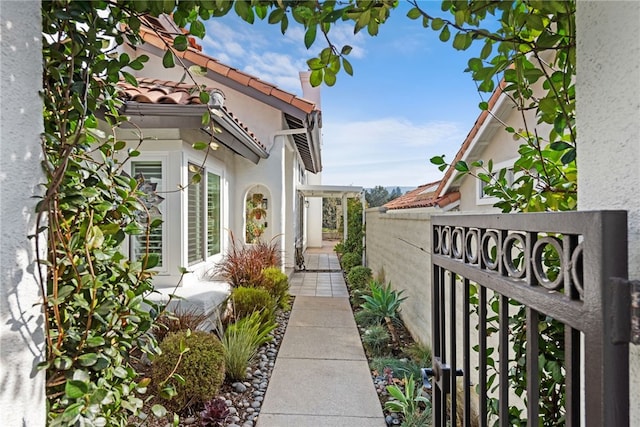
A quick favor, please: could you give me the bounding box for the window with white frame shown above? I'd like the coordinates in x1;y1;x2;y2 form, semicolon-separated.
476;160;516;205
207;172;221;256
188;164;221;264
131;161;164;268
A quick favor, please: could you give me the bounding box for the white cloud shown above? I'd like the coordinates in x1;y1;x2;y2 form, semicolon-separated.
320;117;466;187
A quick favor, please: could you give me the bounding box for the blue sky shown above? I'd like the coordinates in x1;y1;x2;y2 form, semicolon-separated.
201;1;488;189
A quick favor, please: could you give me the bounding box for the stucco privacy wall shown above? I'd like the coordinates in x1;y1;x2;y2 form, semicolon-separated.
576;2;640;424
365;209;432;345
0;2;47;425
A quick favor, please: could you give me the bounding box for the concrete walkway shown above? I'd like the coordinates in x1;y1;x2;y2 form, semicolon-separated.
257;243;386;427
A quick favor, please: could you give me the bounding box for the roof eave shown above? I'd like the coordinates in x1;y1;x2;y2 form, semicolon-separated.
118;102;268;163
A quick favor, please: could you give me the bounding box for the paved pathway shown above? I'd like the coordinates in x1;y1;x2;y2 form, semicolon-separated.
257;243;386;427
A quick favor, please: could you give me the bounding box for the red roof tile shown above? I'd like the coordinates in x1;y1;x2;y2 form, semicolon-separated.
383;181;460;210
117;78;264;149
136;25;317;115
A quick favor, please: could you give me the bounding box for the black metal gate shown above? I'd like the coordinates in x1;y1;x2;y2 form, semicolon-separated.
428;211;630;426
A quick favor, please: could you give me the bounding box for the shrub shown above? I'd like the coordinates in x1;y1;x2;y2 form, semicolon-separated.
152;304;210;343
340;251;361;273
151;331;225;411
347;266;372;291
360;280;407;343
362;325;390;357
261;266;290;309
222;312;276;380
210;233;280;287
231;287;275;324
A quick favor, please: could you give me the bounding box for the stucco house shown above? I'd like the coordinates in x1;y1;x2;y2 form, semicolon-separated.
111;15;325;310
2;3;639;426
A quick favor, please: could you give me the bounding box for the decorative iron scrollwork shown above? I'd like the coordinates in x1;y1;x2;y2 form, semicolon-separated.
433;225;584;301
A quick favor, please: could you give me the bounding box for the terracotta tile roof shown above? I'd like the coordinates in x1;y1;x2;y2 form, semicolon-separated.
136;26;317;115
383;181;460;210
117;77;265;150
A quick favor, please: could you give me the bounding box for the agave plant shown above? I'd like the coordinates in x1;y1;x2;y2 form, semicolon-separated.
360;280;407;343
384;375;431;422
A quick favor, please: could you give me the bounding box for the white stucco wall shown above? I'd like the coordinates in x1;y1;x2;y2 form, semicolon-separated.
0;2;46;425
306;171;323;248
125;46;310;270
576;2;640;424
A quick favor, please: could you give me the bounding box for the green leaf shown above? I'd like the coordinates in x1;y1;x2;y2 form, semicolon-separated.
343;58;353;76
479;101;489;111
162;50;175;68
550;141;573;151
199;91;210;104
113;366;129;379
341;45;353;55
234;0;254;23
66;380;89;399
431;17;445;30
304;25;317;49
192;141;208;150
309;69;323;87
145;253;160;269
430;155;445;165
324;70;336;86
190;20;205;39
121;71;138;86
307;57;324;71
173;35;188;52
407;7;421;20
439;25;450;42
453;32;472;51
86;336;105;347
454;161;469;172
480;40;492;59
268;8;284;24
78;353;98;367
561;148;576;164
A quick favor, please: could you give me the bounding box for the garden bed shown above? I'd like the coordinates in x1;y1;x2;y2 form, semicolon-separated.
130;304;291;427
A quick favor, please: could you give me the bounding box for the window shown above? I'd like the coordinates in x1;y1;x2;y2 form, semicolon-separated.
188;164;221;264
207;172;221;256
188;164;204;264
476;160;516;205
131;161;164;268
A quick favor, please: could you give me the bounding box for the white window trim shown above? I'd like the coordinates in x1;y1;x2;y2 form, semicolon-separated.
129;154;169;275
475;158;517;206
183;153;226;268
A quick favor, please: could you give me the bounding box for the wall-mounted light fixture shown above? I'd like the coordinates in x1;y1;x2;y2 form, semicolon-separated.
262;198;268;209
304;200;310;208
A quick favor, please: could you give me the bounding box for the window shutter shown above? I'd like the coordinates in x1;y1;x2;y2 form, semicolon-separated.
188;165;204;264
131;161;163;268
207;172;221;256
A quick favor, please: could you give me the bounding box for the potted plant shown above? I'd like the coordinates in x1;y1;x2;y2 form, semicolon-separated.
249;193;266;220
